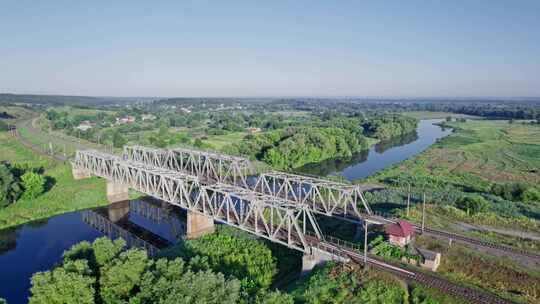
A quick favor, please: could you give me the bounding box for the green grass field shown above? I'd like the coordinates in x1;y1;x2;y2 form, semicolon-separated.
366;119;540;232
0;132;109;229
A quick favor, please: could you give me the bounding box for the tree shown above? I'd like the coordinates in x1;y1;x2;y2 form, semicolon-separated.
445;116;452;122
0;163;23;207
112;131;127;148
359;281;406;304
256;290;294;304
21;171;45;200
29;260;95;304
99;249;149;304
455;195;489;215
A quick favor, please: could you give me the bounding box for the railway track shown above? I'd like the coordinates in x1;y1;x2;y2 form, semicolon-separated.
368;213;540;262
421;227;540;261
317;240;516;304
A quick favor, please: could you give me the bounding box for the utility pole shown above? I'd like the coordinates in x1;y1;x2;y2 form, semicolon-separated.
364;220;368;268
421;192;426;233
406;183;411;217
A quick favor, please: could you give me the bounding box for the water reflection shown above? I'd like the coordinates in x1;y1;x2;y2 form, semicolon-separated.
374;131;418;153
0;198;187;304
297;119;452;180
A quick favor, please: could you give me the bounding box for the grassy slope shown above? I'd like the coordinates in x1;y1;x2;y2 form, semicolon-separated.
369;119;540;191
0;132;108;229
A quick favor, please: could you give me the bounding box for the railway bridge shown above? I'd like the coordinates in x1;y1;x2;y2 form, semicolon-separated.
72;149;355;271
72;147;516;304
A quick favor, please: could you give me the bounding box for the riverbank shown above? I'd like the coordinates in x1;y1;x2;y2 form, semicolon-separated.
365;119;540;233
0;132;109;230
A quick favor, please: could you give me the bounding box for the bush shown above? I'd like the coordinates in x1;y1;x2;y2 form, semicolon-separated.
521;187;540;203
455;195;489;215
0;163;23;207
21;171;45;200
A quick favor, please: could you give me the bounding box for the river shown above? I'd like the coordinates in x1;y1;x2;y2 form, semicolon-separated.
0;119;451;304
298;119;452;180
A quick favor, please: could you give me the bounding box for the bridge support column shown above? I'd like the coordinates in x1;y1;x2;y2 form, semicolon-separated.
72;166;92;180
106;180;129;203
186;211;215;239
301;247;348;276
107;201;130;222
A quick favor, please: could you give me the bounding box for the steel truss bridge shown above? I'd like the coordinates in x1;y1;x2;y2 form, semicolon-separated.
74;149;329;253
122;145;373;223
72;146;517;304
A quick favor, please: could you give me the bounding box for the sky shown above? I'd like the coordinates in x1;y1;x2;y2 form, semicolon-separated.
1;1;539;98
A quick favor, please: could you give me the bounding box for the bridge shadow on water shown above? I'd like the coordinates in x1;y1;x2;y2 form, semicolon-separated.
82;197;191;255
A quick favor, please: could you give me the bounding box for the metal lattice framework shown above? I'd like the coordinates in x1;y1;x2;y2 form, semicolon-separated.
120;146;373;222
122;145;253;186
254;171;372;221
73;150;321;252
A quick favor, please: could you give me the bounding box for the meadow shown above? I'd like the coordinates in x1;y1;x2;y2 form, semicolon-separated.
0;132;109;229
366;119;540;238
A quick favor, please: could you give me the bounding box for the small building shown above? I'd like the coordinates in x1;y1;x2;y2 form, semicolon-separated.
75;121;93;131
141;114;156;121
385;220;414;247
417;248;442;272
116;116;136;124
247;127;262;134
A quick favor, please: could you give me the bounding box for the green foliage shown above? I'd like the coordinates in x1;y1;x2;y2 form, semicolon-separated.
29;260;95;304
521;187;540;202
0;163;23;208
491;182;540;203
0;298;6;304
411;287;440;304
30;237;245;304
455;194;489;215
0;120;8;131
370;236;421;262
362;115;418;140
359;280;406;304
299;264;362;304
293;263;408;304
20;171;45;200
176;230;277;295
100;249;150;304
256;290;294;304
113;131;127;148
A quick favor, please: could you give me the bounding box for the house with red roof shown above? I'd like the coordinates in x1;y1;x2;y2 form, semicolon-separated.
385;220;415;247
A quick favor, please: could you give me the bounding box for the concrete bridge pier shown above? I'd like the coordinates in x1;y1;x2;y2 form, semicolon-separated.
106;180;130;203
72;166;92;180
186;211;215;239
107;201;131;222
301;247;349;276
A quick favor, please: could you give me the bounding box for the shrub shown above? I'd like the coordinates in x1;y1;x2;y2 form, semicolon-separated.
455;195;489;215
0;163;23;207
521;187;540;203
21;171;45;200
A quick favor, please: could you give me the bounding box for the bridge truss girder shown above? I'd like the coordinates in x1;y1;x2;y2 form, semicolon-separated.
73;150;321;253
253;171;372;221
123;145;253;187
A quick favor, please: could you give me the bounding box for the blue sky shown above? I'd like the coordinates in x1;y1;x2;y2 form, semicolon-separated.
1;1;539;97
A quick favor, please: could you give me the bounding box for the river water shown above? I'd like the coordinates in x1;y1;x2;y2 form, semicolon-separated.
0;119;451;304
298;119;452;180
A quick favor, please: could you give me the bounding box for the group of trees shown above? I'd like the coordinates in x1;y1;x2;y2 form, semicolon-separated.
29;236;291;304
490;182;540;203
225;115;417;169
362;115;418;140
0;163;45;208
